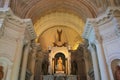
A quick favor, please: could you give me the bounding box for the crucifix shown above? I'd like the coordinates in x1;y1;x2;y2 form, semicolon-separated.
57;29;62;42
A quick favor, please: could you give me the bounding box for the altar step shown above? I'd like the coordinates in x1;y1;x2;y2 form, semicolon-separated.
55;76;65;80
43;75;77;80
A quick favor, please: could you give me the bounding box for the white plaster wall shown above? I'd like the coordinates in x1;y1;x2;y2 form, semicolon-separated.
97;8;120;80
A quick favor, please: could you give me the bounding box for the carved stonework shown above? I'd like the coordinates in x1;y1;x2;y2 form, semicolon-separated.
113;10;120;37
83;7;120;43
24;19;36;40
115;26;120;37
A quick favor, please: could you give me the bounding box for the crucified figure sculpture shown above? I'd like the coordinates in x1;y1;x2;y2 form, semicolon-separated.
57;29;62;42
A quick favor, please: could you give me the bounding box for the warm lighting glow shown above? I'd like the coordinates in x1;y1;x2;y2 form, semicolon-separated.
34;12;85;51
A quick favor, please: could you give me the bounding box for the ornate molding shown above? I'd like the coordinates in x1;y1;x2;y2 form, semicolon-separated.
0;7;36;40
112;9;120;37
95;7;120;26
83;7;120;43
24;19;36;40
82;19;94;39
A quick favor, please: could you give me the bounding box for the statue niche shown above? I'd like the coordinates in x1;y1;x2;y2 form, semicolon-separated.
54;53;65;74
56;57;64;71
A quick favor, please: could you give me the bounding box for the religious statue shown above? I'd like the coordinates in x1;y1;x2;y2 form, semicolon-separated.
56;57;64;71
115;65;120;80
0;66;4;80
57;29;62;42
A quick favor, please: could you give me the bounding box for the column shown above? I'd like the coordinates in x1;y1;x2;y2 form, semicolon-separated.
83;47;91;80
68;52;71;75
20;42;30;80
52;59;54;74
65;58;67;74
30;45;37;80
10;39;24;80
93;24;110;80
94;40;110;80
6;67;12;80
88;44;100;80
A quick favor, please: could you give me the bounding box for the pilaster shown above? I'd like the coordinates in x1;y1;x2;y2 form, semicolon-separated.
20;42;30;80
88;44;100;80
30;42;38;80
0;7;36;80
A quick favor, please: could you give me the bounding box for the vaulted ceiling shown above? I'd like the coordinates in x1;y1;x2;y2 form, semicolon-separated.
10;0;98;22
9;0;113;50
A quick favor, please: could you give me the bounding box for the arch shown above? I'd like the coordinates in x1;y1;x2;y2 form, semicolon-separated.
0;57;13;80
55;53;65;60
0;57;13;67
109;52;120;64
111;59;120;80
108;52;120;80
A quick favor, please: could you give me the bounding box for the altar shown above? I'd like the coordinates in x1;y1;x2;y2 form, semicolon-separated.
54;73;66;80
48;29;71;75
48;46;71;75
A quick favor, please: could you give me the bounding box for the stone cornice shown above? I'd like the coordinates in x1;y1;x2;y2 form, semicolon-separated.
0;8;25;27
24;19;36;40
83;7;120;40
95;7;120;26
0;7;36;40
0;8;26;39
82;19;95;39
